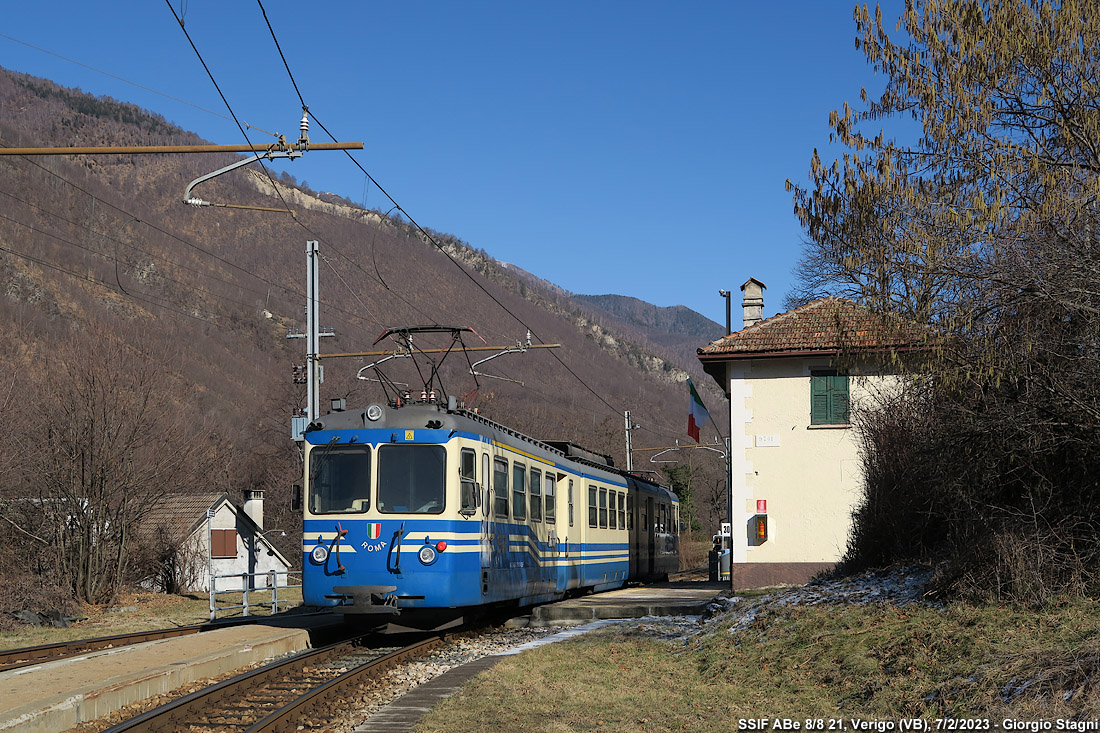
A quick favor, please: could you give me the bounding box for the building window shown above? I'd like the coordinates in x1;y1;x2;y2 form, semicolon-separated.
211;528;237;558
810;370;850;425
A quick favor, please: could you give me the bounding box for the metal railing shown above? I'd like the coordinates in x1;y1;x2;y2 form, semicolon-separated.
209;570;302;621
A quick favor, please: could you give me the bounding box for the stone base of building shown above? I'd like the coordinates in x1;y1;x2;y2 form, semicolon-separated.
731;561;835;589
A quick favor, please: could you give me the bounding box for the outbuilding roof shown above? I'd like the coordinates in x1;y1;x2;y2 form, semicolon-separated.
697;296;929;360
140;492;225;543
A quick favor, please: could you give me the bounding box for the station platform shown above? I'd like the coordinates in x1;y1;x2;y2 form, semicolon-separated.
526;579;724;626
0;614;341;733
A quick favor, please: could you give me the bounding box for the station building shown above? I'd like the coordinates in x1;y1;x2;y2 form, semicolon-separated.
697;278;927;587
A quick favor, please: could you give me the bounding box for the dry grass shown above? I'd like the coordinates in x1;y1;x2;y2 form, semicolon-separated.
417;596;1100;730
679;536;711;572
0;587;304;651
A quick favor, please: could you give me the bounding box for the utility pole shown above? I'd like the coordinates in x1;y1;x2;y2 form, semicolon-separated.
288;240;333;425
306;240;320;422
624;410;636;472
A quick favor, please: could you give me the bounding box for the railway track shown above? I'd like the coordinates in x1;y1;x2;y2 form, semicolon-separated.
102;633;445;732
0;617;266;673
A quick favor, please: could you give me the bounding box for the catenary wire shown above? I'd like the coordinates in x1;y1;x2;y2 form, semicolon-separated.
0;32;235;123
206;4;694;441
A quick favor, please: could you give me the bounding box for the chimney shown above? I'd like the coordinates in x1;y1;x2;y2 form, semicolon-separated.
243;489;264;531
740;278;766;328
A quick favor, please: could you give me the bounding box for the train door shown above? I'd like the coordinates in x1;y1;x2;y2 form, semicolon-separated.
627;491;637;580
564;478;578;591
480;452;491;569
645;496;655;577
484;452;511;598
538;469;560;593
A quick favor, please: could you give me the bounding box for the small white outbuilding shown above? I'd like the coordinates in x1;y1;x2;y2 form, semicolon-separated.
140;491;292;593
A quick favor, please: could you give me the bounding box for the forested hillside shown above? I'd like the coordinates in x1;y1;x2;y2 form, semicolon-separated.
0;66;727;610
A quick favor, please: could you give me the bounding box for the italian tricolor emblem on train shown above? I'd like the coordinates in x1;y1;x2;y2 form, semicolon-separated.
366;523;382;540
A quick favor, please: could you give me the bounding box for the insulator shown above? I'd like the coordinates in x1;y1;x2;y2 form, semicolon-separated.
300;112;309;134
420;389;428;402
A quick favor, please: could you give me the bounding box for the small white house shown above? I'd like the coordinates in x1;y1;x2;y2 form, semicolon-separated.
142;491;292;593
697;279;926;588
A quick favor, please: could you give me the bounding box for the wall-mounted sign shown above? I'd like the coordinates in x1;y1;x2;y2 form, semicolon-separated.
755;434;780;447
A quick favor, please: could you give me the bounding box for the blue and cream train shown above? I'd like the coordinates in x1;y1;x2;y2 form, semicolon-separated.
299;397;679;623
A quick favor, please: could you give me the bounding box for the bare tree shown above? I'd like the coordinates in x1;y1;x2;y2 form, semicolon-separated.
789;1;1100;601
21;329;214;604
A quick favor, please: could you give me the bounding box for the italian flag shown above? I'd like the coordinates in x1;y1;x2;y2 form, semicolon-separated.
687;377;710;443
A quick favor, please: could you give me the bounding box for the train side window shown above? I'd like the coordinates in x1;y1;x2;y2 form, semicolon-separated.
588;485;597;528
618;492;626;530
482;453;491;517
608;491;617;530
568;480;574;527
493;457;509;519
512;462;527;521
545;474;556;523
530;467;543;522
599;488;608;529
627;495;633;531
460;448;478;515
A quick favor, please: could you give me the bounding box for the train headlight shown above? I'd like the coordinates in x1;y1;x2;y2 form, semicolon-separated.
365;404;384;422
311;544;329;564
418;545;438;565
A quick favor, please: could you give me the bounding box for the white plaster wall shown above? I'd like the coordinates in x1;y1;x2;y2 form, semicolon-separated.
190;504;292;592
728;358;893;566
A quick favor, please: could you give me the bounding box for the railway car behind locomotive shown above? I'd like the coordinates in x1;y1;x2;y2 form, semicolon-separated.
299;396;679;625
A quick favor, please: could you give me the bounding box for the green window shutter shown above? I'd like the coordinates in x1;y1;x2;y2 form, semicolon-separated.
811;372;849;425
811;375;830;424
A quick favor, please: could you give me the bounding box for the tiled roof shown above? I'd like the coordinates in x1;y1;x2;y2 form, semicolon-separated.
139;492;226;544
697;297;929;359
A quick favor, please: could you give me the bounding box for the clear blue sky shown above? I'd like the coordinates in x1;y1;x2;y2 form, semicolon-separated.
1;1;894;326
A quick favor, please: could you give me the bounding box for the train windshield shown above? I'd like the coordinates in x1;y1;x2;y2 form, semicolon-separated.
308;444;371;514
378;444;446;514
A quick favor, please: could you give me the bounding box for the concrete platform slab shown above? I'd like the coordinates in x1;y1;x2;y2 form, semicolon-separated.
0;615;340;733
528;580;723;626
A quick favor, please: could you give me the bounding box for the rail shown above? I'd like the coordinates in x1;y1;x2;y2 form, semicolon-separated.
104;634;445;733
209;569;302;621
0;617;263;673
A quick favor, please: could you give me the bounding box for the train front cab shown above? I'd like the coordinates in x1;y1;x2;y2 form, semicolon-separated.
302;425;490;618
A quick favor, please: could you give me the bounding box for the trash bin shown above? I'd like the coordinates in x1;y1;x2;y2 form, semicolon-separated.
708;549;720;582
719;549;730;581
